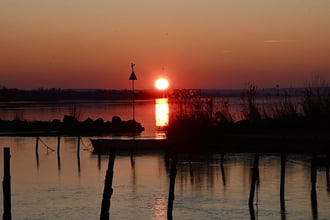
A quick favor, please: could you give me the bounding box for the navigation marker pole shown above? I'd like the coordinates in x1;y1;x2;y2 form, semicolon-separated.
129;63;137;121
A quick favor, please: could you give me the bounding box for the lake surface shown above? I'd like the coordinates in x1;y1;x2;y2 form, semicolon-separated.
1;100;330;219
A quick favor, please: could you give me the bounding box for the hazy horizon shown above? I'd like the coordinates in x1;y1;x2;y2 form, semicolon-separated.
0;82;320;91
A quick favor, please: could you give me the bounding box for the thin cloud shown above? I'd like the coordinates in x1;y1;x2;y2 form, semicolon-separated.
263;40;301;44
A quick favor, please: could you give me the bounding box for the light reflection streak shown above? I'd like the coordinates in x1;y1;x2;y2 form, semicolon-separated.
151;197;167;220
155;98;169;128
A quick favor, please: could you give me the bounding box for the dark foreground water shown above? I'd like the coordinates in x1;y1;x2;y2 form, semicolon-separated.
0;100;330;219
1;137;330;219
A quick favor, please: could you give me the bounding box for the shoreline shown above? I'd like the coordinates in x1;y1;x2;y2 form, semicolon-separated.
91;132;330;155
0;115;144;136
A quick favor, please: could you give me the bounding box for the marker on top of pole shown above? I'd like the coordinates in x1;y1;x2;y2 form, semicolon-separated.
129;63;137;121
129;63;137;80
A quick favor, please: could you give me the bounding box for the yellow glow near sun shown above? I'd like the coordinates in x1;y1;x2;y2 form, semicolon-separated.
155;78;169;90
155;98;169;127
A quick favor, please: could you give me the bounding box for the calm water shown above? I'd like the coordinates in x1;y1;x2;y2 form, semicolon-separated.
0;100;159;137
1;100;330;219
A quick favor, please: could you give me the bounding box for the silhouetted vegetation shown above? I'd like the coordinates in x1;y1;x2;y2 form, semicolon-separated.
167;82;330;152
167;90;216;144
240;83;261;121
0;115;144;136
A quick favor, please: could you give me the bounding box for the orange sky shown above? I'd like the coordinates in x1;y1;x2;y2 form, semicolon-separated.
1;0;330;90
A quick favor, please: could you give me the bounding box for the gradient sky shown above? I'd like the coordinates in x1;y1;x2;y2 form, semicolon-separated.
1;0;330;90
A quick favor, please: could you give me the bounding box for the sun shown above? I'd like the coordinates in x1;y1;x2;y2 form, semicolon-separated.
155;78;169;90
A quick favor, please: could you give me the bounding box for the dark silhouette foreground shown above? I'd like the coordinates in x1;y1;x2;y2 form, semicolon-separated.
0;115;144;136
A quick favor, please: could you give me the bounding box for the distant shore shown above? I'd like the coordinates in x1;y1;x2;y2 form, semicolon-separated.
0;87;163;101
0;87;308;101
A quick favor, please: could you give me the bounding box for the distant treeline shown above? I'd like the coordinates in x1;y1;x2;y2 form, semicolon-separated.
0;87;164;101
0;86;312;101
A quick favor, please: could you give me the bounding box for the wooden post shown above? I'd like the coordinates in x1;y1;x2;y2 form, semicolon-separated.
327;166;330;194
188;159;194;184
77;153;81;176
280;152;286;220
220;153;225;165
35;136;39;153
2;147;11;220
35;150;39;169
77;137;81;175
57;153;61;172
130;148;135;168
249;152;259;207
187;154;194;184
249;204;256;220
280;152;286;209
326;152;330;193
310;154;318;219
35;136;39;169
220;153;226;187
77;136;81;156
100;148;116;220
57;136;61;172
98;153;101;171
57;136;61;154
167;153;177;220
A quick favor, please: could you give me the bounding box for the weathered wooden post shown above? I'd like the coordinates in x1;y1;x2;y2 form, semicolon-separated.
249;152;259;207
100;148;116;220
280;152;286;213
35;136;39;168
98;153;102;171
130;148;135;168
77;153;81;175
57;136;61;172
188;159;194;184
220;153;225;165
327;168;330;194
187;154;194;184
57;136;61;154
35;136;39;153
249;204;256;220
57;153;61;172
77;136;81;156
327;152;330;193
310;154;318;219
167;152;178;220
220;153;226;187
35;150;39;169
2;147;11;220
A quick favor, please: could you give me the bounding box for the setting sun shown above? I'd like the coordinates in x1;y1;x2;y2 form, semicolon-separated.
155;78;169;90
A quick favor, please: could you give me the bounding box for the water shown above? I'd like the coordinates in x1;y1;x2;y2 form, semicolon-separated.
0;100;158;137
0;100;330;219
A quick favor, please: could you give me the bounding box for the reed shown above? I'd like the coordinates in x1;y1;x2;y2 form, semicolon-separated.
214;97;234;126
167;90;217;140
239;81;330;121
169;89;214;121
69;105;84;121
167;79;330;139
13;112;25;121
240;83;261;121
269;91;300;120
301;80;330;120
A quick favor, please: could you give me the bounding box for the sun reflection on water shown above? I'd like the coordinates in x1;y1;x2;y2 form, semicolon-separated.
151;197;167;220
155;98;169;128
